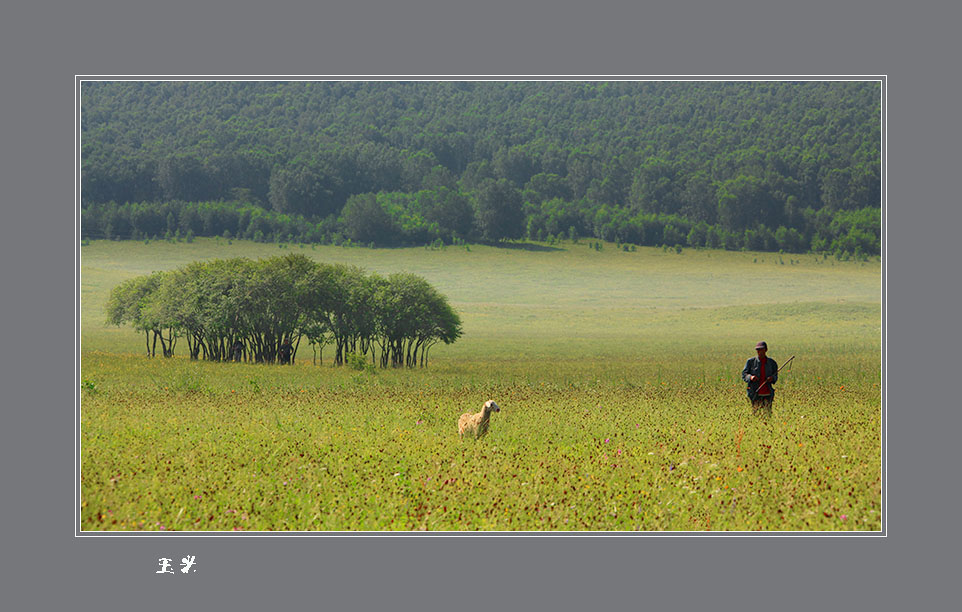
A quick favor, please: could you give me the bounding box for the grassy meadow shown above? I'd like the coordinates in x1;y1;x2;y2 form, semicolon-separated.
80;238;882;531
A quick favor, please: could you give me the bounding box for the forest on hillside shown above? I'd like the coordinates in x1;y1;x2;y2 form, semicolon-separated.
81;81;881;255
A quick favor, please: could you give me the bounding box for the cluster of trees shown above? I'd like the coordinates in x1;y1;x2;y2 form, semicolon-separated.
82;81;881;254
104;254;462;367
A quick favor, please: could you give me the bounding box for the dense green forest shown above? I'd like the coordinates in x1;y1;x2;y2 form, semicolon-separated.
81;81;881;254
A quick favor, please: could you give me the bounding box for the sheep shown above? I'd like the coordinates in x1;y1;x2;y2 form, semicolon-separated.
458;400;500;440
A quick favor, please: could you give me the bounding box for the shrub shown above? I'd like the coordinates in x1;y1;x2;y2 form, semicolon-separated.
346;352;375;373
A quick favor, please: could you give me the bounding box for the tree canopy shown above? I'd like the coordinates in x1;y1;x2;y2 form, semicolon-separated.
82;81;881;255
105;254;462;367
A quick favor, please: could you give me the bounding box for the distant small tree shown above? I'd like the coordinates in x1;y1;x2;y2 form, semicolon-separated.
474;178;523;241
340;193;399;245
106;271;175;357
687;222;709;248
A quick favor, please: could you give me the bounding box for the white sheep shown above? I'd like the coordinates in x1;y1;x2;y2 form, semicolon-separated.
458;400;500;440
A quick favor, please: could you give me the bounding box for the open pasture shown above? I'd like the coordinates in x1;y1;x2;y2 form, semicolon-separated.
80;239;881;531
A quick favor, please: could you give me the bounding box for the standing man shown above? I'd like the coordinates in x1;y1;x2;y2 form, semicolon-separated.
742;341;778;417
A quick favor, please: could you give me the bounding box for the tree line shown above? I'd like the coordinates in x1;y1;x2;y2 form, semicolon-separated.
82;194;880;256
82;81;881;254
105;254;462;367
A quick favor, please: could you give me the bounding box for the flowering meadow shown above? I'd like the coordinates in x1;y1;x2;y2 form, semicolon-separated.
80;239;881;531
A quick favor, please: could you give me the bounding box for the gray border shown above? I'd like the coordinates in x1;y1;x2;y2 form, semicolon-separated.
75;75;885;539
6;0;957;608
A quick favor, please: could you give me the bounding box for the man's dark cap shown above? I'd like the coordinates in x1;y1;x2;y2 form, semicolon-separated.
755;341;768;350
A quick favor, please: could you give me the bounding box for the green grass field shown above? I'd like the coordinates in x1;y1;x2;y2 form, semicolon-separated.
80;238;881;531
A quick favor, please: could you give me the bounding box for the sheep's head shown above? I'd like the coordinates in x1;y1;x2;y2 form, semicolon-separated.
484;400;500;414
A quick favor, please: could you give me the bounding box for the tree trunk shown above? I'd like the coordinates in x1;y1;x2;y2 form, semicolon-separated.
292;333;302;365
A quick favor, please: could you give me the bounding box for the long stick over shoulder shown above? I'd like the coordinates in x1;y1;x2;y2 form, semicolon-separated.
749;355;795;396
756;355;795;380
777;355;796;373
